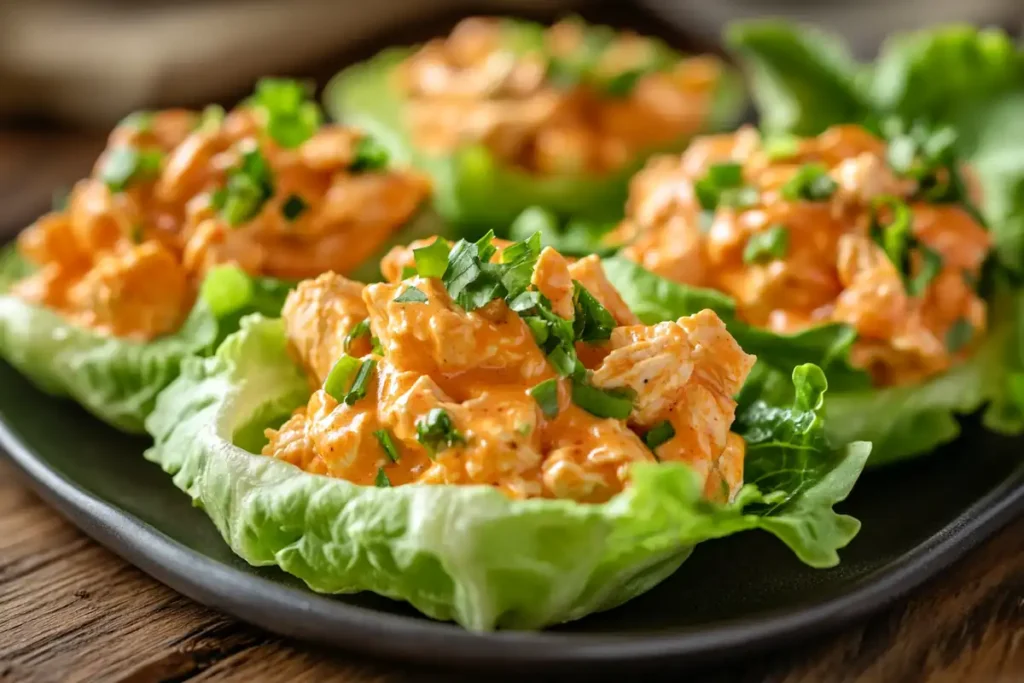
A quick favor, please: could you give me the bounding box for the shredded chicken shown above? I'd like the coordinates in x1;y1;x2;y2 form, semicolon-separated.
13;96;429;340
263;239;755;504
615;124;992;386
399;17;724;175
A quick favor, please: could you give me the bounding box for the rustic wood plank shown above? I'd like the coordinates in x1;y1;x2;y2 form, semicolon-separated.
0;457;1021;683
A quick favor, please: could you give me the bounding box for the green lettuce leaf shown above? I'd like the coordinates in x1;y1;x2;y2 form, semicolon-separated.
727;21;1024;274
0;249;292;433
604;257;1024;464
324;21;745;236
145;315;869;631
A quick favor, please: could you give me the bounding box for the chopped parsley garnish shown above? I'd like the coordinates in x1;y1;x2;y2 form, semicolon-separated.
694;162;758;230
412;238;450;278
374;429;400;463
99;146;164;193
394;286;428;303
350;136;390;172
251;78;322;149
869;196;943;296
603;69;646;98
571;378;635;420
211;146;275;226
343;359;377;406
281;194;308;221
343;319;371;353
883;118;975;208
945;318;974;354
572;282;616;343
324;355;361;402
743;224;790;265
400;266;418;279
374;468;392;488
644;420;675;452
529;379;560;418
780;163;837;201
119;111;154;133
415;408;464;455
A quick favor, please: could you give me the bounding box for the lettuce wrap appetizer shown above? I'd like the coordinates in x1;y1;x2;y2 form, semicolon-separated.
0;79;435;432
602;121;1023;466
324;16;744;234
146;233;869;630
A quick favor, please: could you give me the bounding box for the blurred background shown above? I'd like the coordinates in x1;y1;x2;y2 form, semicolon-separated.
2;0;1022;234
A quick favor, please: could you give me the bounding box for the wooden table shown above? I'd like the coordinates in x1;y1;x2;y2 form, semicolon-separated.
0;132;1022;683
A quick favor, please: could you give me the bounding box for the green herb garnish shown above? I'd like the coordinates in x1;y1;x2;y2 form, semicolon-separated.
118;111;154;133
780;163;837;201
572;282;616;343
374;429;400;463
343;359;377;406
571;379;634;420
415;408;464;455
343;319;371;353
394;286;428;303
252;78;322;148
350;136;390;172
281;194;308;221
374;468;392;488
99;146;164;193
412;238;450;278
743;224;790;265
644;420;675;452
529;379;560;418
211;146;274;226
324;355;361;402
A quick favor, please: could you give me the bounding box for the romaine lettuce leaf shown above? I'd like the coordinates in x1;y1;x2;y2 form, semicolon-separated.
604;256;1024;465
145;315;869;631
0;248;292;433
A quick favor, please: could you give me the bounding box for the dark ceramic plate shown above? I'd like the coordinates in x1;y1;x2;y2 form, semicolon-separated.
1;359;1022;675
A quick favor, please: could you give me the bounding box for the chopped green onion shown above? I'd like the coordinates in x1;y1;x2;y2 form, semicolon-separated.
374;468;391;488
374;429;400;463
415;408;464;455
350;136;390;172
413;238;450;278
743;224;789;265
644;420;675;452
252;78;322;148
394;286;428;303
529;379;560;418
99;146;164;193
945;318;974;354
870;196;914;278
571;379;634;420
547;345;578;378
343;319;371;353
371;336;385;356
602;69;645;98
780;163;837;201
400;266;417;280
324;355;361;402
343;359;377;406
212;147;275;226
706;162;744;188
281;194;308;221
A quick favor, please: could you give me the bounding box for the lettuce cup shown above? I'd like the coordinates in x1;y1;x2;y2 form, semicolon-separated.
146;233;869;630
0;79;434;432
603;123;1023;465
325;16;744;234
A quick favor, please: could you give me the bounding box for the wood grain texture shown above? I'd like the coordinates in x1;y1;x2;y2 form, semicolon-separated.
0;460;1021;683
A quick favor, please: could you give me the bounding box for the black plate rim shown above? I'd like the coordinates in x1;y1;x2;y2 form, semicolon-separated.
2;418;1022;671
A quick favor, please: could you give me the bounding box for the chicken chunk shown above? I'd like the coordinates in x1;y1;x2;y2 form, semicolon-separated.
531;247;574;319
281;272;370;385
